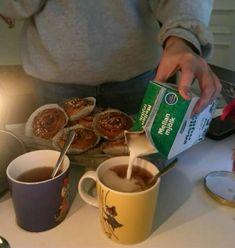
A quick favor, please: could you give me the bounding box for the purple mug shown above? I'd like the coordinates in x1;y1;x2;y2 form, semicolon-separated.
6;150;70;232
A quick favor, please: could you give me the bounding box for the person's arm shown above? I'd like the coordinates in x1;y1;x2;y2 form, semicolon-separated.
151;0;214;58
0;0;47;19
149;0;221;113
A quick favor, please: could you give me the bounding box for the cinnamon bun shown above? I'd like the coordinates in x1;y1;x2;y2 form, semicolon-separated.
62;97;96;121
93;109;133;140
52;124;100;154
25;104;68;139
100;139;129;155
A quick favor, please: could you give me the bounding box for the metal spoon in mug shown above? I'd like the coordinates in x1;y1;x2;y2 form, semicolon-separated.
51;130;76;178
147;158;178;186
0;236;10;248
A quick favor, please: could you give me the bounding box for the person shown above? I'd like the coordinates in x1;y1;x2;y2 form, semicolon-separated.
0;0;221;115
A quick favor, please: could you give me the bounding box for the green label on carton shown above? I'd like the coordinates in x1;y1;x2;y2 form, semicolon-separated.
133;82;162;130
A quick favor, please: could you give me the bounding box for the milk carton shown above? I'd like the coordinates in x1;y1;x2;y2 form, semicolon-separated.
134;81;216;159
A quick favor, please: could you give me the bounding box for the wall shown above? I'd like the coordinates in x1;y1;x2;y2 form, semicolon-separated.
0;18;22;65
208;0;235;71
0;13;35;124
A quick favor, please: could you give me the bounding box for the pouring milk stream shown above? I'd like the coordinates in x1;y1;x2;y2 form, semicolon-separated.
124;130;156;180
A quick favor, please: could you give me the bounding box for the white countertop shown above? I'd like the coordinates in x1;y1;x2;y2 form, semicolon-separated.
0;135;235;248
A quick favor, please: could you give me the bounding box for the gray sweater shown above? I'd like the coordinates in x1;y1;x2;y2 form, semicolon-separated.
1;0;213;85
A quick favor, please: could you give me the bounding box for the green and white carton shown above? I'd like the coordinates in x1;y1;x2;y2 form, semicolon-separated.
134;81;216;159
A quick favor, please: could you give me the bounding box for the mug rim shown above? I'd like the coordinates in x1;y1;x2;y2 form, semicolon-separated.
6;149;70;185
96;156;160;195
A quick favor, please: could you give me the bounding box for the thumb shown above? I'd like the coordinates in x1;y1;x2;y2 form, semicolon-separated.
178;66;195;100
155;63;179;83
155;65;168;82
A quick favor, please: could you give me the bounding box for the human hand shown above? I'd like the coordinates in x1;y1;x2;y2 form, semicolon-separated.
155;36;222;114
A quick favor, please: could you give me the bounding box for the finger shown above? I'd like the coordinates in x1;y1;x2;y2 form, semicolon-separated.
155;61;178;82
192;73;216;114
193;67;222;114
208;67;222;101
177;64;195;100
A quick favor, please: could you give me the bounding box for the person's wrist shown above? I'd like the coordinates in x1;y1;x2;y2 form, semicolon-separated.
164;36;199;54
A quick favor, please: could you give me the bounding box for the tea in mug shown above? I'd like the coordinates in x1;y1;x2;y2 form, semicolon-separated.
17;167;62;182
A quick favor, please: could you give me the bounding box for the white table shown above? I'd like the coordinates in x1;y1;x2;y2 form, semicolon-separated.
0;135;235;248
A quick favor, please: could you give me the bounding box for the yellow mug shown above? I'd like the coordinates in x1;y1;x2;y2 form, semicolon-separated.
78;156;160;245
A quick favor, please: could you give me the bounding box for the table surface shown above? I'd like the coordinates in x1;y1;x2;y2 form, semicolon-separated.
0;135;235;248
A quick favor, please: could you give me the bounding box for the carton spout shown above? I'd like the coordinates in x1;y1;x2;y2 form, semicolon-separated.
124;130;157;158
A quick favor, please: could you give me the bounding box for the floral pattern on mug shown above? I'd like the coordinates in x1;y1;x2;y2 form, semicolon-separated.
99;187;123;240
55;177;69;222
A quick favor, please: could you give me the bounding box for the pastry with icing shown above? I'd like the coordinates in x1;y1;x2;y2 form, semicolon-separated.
93;109;133;140
62;97;96;121
100;138;129;155
52;124;100;154
25;104;68;139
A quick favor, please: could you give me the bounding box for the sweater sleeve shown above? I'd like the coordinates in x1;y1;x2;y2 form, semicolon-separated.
149;0;214;58
0;0;47;19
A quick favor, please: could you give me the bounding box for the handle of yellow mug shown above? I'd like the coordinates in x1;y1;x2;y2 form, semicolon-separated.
78;170;98;207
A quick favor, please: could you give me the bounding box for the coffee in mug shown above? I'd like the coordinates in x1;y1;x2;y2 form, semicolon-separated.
101;164;153;192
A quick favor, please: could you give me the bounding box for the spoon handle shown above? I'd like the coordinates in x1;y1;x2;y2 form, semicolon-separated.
51;130;76;178
158;158;178;177
148;158;178;185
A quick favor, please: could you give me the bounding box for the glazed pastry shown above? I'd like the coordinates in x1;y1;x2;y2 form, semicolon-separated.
68;112;95;129
25;104;68;139
62;97;96;121
93;109;133;140
52;124;100;154
100;139;129;156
